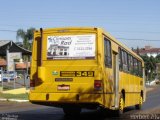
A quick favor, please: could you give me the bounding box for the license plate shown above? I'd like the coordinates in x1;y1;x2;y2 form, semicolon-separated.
57;85;70;90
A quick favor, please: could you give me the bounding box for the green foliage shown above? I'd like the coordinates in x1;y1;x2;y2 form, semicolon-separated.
141;55;159;81
156;54;160;63
16;28;35;50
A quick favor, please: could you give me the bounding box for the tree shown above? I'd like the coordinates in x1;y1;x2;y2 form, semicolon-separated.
131;47;134;51
156;54;160;63
16;28;35;50
136;46;140;55
141;55;157;82
149;56;157;80
141;55;150;76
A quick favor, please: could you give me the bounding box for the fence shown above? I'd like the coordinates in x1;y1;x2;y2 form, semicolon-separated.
0;68;30;91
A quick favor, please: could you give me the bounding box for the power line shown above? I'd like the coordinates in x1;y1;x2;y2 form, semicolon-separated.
111;31;160;34
117;38;160;41
0;29;160;42
0;29;17;32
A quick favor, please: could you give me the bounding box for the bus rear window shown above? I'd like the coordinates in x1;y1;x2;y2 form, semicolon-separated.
47;34;96;60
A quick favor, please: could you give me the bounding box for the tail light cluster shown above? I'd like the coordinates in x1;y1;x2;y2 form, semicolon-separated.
94;80;102;90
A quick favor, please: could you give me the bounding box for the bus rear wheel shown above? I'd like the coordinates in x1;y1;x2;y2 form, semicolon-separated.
119;95;124;114
63;106;81;116
135;96;143;110
114;95;124;117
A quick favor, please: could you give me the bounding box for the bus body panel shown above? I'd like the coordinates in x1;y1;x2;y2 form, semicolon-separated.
32;65;100;93
29;27;145;111
30;28;105;108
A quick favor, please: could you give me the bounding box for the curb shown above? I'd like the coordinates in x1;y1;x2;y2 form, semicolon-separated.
8;99;29;102
0;98;7;101
0;98;29;102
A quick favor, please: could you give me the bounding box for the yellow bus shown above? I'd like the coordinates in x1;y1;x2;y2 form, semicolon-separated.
29;27;146;116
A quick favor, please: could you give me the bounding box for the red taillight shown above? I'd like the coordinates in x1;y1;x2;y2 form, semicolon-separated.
94;80;102;90
30;79;35;89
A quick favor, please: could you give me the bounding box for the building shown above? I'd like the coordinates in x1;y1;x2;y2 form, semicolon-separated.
134;46;160;57
0;40;31;70
133;46;160;82
0;59;7;67
47;44;69;56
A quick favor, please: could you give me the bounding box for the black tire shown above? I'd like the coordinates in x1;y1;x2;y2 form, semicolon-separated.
135;96;143;110
63;106;81;116
98;107;112;117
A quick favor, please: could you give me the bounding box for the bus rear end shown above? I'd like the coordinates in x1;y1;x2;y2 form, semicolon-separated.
29;27;104;114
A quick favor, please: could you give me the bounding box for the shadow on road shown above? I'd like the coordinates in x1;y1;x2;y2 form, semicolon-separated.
6;107;137;120
62;108;136;120
13;107;136;120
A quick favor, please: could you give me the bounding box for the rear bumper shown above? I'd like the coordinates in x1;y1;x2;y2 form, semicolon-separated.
29;92;103;107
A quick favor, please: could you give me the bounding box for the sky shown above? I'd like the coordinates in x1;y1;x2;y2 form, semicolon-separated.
0;0;160;49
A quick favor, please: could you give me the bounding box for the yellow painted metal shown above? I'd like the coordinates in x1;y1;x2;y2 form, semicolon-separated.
29;27;145;110
139;96;143;105
29;92;103;104
119;97;124;111
38;67;45;82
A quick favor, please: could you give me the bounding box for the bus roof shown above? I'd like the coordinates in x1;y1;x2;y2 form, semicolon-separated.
34;27;98;33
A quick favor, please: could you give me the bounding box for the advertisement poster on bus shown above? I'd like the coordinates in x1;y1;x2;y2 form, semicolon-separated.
47;34;95;59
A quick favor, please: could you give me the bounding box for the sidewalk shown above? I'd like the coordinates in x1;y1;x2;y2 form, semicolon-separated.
146;85;159;92
2;87;29;94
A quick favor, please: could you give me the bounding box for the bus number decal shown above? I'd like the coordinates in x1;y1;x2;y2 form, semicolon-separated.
60;71;94;77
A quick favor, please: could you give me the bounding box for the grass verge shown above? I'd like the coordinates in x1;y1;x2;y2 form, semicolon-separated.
0;92;28;100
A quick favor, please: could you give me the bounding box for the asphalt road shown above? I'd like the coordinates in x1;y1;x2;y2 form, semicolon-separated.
0;86;160;120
